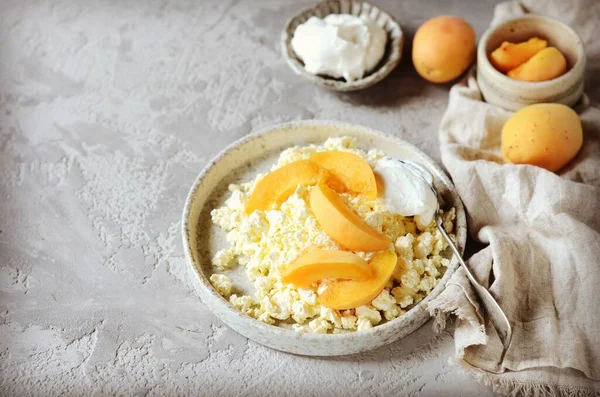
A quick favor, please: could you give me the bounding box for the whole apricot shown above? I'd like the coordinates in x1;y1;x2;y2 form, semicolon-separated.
501;103;582;172
412;16;476;83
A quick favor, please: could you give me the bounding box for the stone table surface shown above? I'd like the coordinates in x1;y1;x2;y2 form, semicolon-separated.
0;0;506;395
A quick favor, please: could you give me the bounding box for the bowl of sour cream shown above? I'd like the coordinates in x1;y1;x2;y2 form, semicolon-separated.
281;1;404;91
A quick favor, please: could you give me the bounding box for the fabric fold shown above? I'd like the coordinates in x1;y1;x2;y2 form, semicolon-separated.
427;0;600;394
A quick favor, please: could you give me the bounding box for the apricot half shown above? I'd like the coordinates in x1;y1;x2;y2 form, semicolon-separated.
319;250;397;310
507;47;567;82
490;37;547;73
281;250;372;288
310;151;377;199
245;160;327;214
309;183;390;251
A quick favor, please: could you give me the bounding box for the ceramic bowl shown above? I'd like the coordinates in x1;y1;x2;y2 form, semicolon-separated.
181;120;466;356
281;1;403;91
477;16;586;111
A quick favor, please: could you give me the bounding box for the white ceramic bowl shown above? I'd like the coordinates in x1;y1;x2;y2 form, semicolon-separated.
477;16;586;111
181;120;466;356
281;1;404;91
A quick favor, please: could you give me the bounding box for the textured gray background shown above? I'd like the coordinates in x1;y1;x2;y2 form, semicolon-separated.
0;0;507;395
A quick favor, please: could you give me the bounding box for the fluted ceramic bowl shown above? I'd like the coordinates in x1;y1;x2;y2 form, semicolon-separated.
281;1;404;91
182;120;466;356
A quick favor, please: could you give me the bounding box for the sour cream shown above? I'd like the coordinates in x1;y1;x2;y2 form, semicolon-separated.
290;14;387;82
374;158;438;228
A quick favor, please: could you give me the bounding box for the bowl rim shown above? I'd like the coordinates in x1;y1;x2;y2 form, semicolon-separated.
477;15;586;89
280;0;404;92
181;119;466;343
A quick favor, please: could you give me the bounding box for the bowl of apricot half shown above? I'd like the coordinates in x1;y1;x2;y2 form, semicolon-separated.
477;15;586;111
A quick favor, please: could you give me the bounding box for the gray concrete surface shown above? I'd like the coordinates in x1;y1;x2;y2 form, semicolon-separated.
0;0;504;395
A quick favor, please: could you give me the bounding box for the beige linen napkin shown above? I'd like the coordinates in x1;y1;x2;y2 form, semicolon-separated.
427;1;600;395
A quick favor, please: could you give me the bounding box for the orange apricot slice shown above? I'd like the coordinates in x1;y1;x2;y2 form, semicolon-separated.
507;47;567;82
310;151;377;199
245;160;327;214
281;250;372;288
309;182;390;251
490;37;547;73
319;250;397;310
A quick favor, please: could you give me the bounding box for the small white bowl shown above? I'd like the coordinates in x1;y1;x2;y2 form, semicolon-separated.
281;1;404;91
477;16;586;111
181;120;467;356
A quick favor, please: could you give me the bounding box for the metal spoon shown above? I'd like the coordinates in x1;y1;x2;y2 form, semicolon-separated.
388;158;512;360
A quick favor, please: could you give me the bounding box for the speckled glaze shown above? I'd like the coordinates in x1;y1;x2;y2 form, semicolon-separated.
281;1;403;92
477;16;586;111
181;120;467;356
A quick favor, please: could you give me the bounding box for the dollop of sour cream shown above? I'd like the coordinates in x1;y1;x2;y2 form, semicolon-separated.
291;14;387;82
374;158;438;228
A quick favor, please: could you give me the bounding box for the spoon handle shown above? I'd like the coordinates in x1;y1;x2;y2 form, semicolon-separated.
435;214;513;359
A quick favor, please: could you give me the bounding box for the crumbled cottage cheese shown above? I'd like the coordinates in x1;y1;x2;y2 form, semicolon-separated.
210;137;455;333
209;274;233;296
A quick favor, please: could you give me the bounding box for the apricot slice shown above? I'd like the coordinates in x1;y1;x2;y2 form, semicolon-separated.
309;182;390;251
281;250;372;288
310;151;377;199
507;47;567;82
319;250;397;310
489;37;547;73
245;160;327;214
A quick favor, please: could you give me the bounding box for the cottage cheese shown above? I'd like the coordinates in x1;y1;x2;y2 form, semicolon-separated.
210;137;456;334
209;274;233;296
